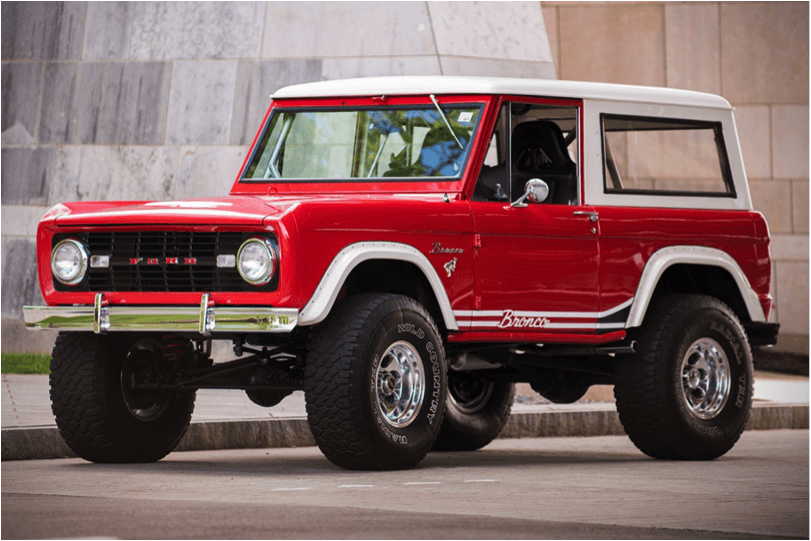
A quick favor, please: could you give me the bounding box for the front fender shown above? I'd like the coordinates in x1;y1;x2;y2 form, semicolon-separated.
297;241;458;331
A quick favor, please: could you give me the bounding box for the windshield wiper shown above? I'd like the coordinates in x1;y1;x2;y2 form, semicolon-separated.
367;133;390;178
264;115;294;179
429;94;464;150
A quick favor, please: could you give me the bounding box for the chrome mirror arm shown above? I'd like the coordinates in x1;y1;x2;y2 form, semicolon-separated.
511;178;549;208
511;192;531;208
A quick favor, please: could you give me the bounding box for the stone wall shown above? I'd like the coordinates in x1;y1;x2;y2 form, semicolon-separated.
544;1;809;354
1;1;555;352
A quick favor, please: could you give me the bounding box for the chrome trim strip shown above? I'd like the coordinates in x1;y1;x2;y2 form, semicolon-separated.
23;304;298;333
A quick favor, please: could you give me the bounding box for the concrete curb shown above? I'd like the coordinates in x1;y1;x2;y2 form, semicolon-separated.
2;402;807;462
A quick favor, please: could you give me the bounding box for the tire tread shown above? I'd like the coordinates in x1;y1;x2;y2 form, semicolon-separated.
305;294;444;470
50;332;195;463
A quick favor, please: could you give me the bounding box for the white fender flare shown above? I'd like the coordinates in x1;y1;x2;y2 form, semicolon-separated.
298;242;459;330
626;245;766;328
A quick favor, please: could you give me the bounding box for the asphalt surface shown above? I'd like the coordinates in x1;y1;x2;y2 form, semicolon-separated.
3;431;808;539
3;371;809;461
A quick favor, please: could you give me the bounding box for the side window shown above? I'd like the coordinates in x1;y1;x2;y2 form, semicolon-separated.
474;105;509;201
602;115;734;196
474;103;579;205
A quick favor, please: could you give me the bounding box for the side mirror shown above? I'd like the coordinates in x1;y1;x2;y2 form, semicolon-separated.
511;178;549;207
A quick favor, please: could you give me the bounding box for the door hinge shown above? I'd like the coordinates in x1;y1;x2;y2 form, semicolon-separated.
473;234;482;249
474;296;482;310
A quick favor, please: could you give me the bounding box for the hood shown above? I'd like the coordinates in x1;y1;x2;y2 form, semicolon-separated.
52;196;301;227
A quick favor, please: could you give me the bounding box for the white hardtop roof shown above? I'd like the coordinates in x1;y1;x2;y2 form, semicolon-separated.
273;76;731;110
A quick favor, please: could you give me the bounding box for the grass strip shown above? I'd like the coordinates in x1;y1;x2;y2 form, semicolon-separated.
1;352;51;374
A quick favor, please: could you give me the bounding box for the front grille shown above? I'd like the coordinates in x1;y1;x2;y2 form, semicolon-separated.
54;232;277;292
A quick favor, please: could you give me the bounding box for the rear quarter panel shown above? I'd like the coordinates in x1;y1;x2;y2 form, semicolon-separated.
597;206;769;316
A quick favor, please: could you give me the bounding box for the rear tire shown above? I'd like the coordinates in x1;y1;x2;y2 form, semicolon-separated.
614;295;753;460
50;332;196;463
433;374;514;451
305;294;447;470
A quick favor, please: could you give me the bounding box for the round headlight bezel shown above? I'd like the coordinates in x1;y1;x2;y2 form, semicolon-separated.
51;238;89;286
236;236;278;286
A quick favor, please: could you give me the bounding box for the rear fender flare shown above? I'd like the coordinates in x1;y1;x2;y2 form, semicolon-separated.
627;245;766;328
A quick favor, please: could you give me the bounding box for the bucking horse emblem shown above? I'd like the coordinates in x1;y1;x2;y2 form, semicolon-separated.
443;257;457;278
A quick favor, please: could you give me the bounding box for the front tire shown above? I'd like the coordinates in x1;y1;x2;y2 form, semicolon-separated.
614;295;753;460
305;294;447;470
50;332;196;463
433;374;515;451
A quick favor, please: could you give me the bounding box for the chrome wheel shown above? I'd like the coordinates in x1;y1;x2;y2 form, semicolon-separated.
449;377;495;414
375;341;425;427
680;338;730;420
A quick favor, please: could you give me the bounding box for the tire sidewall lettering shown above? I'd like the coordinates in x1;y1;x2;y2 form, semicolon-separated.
426;342;441;426
672;310;752;438
709;321;743;365
704;317;750;413
367;312;445;448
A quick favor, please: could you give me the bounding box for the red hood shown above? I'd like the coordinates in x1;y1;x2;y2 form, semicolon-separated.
52;196;302;227
49;193;454;228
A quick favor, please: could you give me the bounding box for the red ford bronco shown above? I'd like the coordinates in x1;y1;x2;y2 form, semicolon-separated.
24;76;779;470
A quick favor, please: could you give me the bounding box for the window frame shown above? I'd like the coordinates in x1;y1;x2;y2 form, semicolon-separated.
600;113;737;199
470;95;583;205
239;103;486;184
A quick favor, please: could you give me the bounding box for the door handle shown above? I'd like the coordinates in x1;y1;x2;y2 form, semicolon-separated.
573;211;599;222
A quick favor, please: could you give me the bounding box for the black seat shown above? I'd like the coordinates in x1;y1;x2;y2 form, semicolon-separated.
476;162;509;201
510;120;577;205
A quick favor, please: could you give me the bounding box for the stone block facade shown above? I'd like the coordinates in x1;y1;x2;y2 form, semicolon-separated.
0;1;555;352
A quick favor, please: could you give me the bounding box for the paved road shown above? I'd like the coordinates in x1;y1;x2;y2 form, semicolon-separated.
3;430;807;539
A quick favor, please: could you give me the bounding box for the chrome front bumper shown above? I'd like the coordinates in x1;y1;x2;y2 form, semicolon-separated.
23;293;298;335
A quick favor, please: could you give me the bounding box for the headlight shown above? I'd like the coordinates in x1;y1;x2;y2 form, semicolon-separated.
237;237;277;286
51;238;89;286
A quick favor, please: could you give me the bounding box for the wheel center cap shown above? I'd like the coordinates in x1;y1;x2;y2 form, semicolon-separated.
381;374;397;394
686;368;701;389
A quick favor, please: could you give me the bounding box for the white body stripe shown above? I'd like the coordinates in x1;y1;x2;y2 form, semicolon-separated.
455;298;633;331
454;298;633;320
469;321;609;330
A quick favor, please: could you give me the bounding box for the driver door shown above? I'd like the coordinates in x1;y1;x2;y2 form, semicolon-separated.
468;98;601;334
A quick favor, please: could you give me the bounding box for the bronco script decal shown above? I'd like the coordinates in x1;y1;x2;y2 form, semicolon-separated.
453;298;635;331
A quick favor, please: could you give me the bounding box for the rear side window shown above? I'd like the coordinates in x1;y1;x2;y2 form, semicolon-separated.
602;114;734;197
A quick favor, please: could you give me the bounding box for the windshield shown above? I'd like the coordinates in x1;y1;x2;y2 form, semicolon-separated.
242;105;483;181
